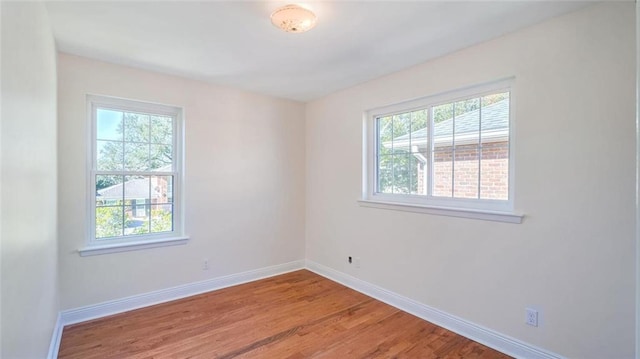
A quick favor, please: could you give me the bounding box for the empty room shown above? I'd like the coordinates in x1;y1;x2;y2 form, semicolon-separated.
1;1;638;358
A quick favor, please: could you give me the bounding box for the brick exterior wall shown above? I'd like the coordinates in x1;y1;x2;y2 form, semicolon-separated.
417;141;508;200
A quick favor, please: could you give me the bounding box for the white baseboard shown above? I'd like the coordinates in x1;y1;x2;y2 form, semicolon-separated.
49;259;563;359
48;260;305;359
47;313;63;359
305;260;564;359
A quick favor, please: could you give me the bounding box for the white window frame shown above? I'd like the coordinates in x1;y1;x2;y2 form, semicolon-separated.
360;78;523;223
80;95;188;256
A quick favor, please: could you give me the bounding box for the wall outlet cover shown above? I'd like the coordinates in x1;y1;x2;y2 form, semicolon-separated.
525;308;538;327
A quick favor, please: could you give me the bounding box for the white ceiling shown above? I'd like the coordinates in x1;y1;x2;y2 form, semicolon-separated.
45;1;593;102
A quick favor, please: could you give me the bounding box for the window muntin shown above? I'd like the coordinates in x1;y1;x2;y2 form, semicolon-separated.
369;83;512;212
90;96;182;244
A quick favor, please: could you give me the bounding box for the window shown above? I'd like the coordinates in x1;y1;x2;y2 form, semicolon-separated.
362;80;521;222
86;95;185;253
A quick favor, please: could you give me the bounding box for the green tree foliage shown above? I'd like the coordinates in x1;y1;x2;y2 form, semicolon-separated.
127;208;173;235
96;113;172;190
96;207;123;238
151;208;173;232
96;176;118;191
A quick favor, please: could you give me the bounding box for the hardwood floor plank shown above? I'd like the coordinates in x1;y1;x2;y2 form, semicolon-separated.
231;300;397;359
58;270;511;359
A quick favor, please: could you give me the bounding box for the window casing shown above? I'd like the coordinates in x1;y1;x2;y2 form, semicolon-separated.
363;79;516;216
87;95;184;248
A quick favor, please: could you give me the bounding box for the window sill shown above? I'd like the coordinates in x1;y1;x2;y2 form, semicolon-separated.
79;236;189;257
357;199;523;224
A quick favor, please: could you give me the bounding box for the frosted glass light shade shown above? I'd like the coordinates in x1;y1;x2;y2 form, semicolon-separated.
270;4;317;33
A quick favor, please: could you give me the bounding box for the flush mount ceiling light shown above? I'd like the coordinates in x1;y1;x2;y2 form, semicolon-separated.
270;4;317;33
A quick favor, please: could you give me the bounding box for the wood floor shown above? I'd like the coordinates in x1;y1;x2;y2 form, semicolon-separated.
58;270;511;359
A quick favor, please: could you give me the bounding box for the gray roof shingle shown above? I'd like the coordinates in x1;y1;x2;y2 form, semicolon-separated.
392;98;509;142
98;178;149;199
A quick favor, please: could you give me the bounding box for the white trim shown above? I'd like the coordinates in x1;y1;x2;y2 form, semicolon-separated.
86;94;182;117
369;191;513;212
306;260;562;359
358;199;523;224
508;82;517;209
86;94;185;250
368;77;515;118
47;313;63;359
78;236;189;256
363;78;516;214
58;260;305;326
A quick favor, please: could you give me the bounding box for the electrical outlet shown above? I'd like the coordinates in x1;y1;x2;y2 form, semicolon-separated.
525;308;538;327
348;256;352;264
355;257;361;268
203;259;210;271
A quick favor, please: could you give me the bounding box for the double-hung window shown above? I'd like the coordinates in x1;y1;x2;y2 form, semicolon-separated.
85;95;186;254
362;79;521;222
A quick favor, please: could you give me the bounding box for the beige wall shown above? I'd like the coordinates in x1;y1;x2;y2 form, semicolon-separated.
1;2;59;357
305;3;636;358
57;54;306;309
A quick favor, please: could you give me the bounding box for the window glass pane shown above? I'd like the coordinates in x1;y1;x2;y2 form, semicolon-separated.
125;205;150;235
97;109;123;141
124;113;150;143
480;92;509;200
454;98;480;120
124;143;150;171
409;110;428;195
151;176;173;204
150;116;173;144
391;113;411;155
454;98;480;144
96;175;123;206
150;144;172;171
151;204;173;233
480;142;509;200
124;176;150;206
453;144;479;199
433;148;453;197
409;109;427;154
96;206;124;239
481;92;510;115
97;140;123;171
408;156;422;195
481;93;510;142
377;116;393;155
432;102;453;197
392;154;411;194
377;154;393;194
452;98;480;199
433;103;453;148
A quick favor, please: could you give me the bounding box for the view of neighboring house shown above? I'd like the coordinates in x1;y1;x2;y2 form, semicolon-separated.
386;98;509;200
96;175;172;233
